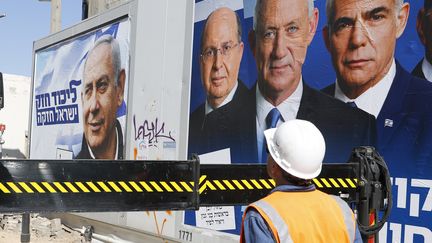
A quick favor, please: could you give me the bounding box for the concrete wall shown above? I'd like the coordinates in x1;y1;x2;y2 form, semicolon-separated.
0;74;30;158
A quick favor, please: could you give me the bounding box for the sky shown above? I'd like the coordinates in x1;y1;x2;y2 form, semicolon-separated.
0;1;424;78
0;1;82;77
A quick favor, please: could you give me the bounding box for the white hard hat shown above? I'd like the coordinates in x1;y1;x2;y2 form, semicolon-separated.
264;119;326;180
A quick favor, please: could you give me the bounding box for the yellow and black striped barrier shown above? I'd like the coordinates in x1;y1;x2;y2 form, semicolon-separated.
198;175;275;193
197;176;357;193
0;159;200;212
0;159;359;212
198;163;359;206
0;176;357;194
0;175;356;194
0;180;196;194
313;177;358;189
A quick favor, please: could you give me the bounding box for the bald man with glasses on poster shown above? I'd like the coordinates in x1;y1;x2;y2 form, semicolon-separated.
188;7;256;163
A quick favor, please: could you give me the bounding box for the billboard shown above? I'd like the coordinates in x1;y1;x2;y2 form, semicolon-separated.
30;0;195;240
30;19;130;160
186;0;432;242
26;0;431;241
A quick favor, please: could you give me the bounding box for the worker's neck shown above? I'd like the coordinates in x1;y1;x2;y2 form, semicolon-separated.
275;177;312;187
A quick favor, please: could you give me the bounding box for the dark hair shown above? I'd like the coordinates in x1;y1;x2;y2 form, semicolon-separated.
326;0;404;26
281;170;313;186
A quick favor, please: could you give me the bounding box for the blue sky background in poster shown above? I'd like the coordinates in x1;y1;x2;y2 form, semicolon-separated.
30;20;130;159
187;0;431;241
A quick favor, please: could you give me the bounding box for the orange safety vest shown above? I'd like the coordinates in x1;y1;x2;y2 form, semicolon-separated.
240;190;357;243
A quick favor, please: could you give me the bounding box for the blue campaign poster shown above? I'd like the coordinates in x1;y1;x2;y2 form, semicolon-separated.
187;0;431;241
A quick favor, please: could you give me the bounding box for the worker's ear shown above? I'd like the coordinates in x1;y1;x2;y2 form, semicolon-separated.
266;157;278;179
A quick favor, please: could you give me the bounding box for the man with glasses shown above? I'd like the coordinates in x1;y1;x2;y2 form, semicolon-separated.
249;0;376;163
413;0;432;81
189;7;256;163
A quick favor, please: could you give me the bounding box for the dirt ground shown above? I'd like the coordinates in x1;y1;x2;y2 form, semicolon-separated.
0;214;83;243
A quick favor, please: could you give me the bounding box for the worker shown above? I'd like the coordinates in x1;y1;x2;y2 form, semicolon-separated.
240;119;362;242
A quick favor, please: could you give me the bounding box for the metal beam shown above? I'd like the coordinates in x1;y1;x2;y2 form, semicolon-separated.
0;159;199;212
0;158;359;213
199;163;359;206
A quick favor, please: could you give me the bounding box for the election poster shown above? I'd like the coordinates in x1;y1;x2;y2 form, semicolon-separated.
186;0;432;242
30;19;130;160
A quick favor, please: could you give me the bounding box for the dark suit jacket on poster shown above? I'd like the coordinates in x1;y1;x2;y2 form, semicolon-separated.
186;80;376;235
245;82;376;163
411;59;426;80
292;83;376;163
76;119;124;159
188;81;256;163
323;62;432;178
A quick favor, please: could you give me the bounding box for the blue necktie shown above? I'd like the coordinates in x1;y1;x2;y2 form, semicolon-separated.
346;101;357;108
261;108;281;163
266;108;281;129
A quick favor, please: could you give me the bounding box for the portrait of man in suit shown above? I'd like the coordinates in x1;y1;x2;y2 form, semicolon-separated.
188;7;255;162
77;34;125;160
413;0;432;80
248;0;376;163
322;0;432;177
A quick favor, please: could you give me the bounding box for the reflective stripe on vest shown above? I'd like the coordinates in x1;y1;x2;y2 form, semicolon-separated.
252;200;294;243
330;195;356;242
